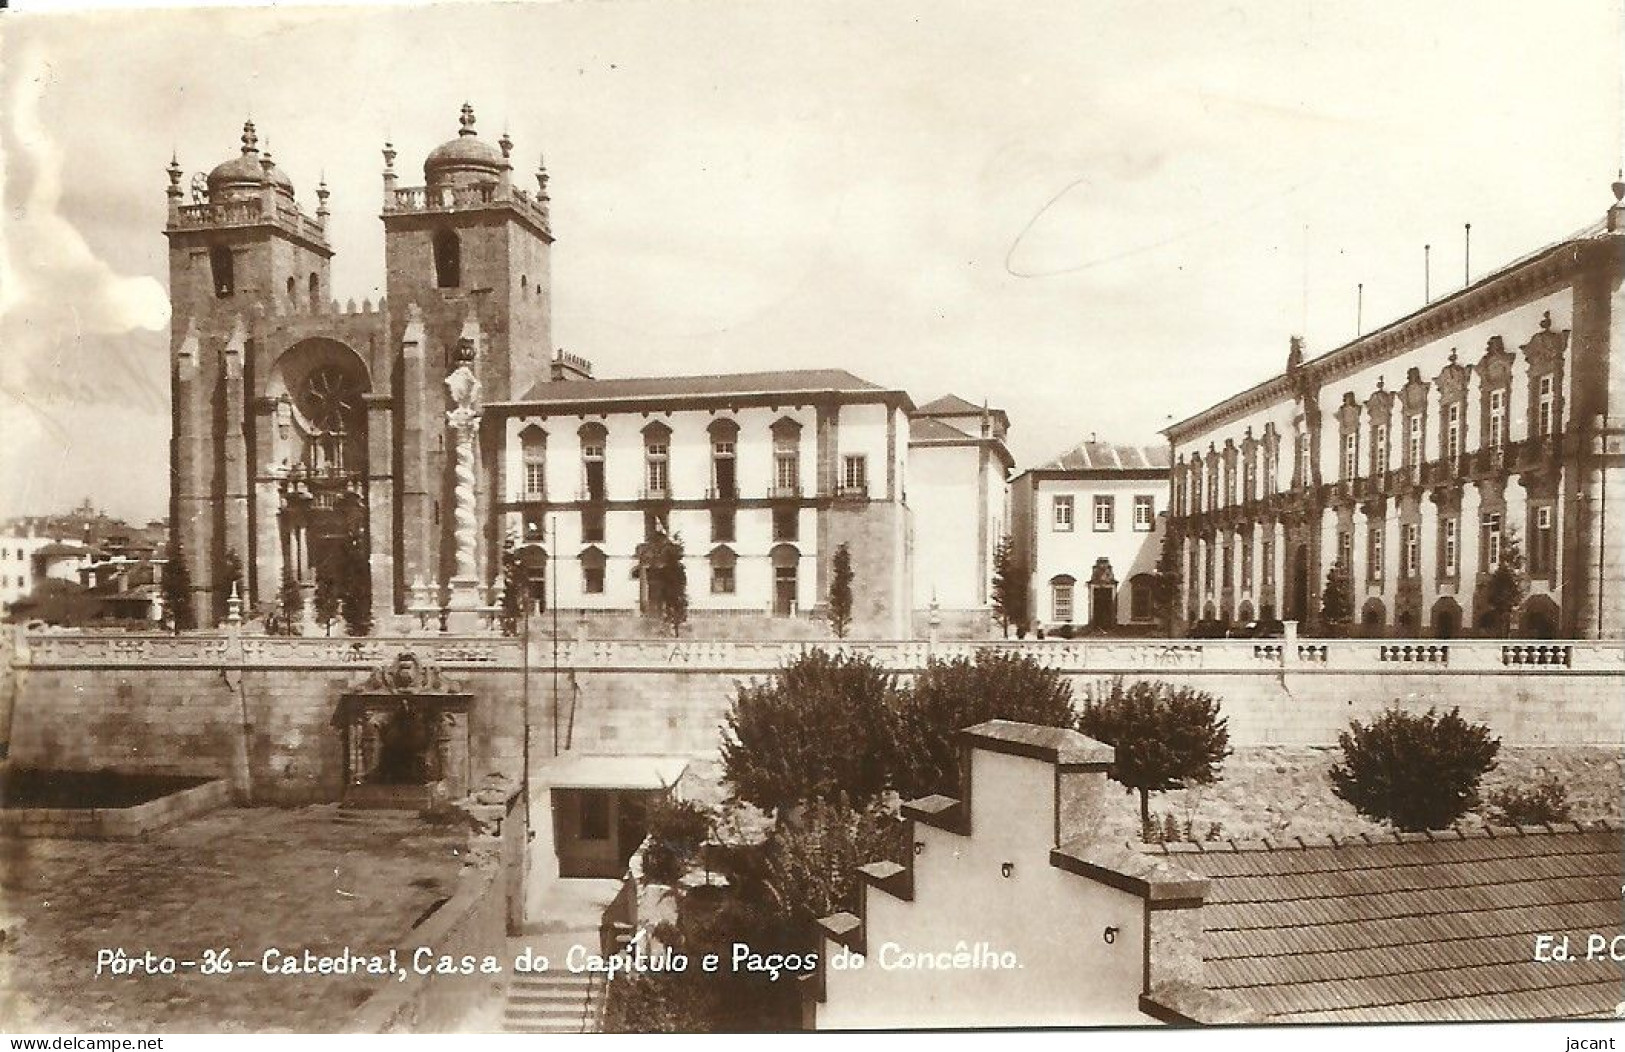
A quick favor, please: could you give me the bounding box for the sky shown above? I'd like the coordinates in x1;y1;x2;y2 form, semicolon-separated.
0;0;1620;523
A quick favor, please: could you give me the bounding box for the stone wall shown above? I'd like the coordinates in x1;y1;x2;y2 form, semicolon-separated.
5;633;1621;803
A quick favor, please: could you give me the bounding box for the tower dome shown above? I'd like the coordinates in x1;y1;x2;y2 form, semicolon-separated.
206;120;295;202
424;103;504;188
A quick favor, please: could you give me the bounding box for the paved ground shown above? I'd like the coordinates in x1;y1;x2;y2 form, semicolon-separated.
0;806;466;1033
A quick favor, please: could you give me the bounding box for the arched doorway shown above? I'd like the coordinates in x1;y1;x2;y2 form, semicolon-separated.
1360;598;1387;637
1519;595;1561;640
1088;558;1117;629
771;543;799;616
1430;597;1463;639
513;545;547;614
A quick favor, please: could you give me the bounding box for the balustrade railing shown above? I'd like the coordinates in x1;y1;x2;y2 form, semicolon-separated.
14;631;1619;673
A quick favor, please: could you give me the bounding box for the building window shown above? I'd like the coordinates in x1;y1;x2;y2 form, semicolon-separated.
1243;456;1257;503
1191;469;1203;514
1445;403;1462;462
772;421;802;497
1488;389;1506;451
1537;375;1556;437
1132;495;1154;532
520;427;546;500
1402;522;1420;579
580;547;606;595
1342;433;1358;480
1372;423;1388;476
581;508;605;544
1202;541;1214;593
644;508;669;540
1241;533;1254;590
1338;530;1353;572
1207;463;1219;510
1093;495;1115;532
1367;525;1384;583
1052;495;1074;532
712;441;737;500
1441;516;1459;577
1531;505;1554;576
1130;576;1154;622
1261;534;1275;587
1405;413;1424;468
1221;540;1234;590
710;547;737;595
773;506;799;542
644;438;670;499
1224;462;1236;506
1483;513;1503;571
1052;579;1075;623
1264;444;1278;495
1296;432;1311;487
581;425;607;502
711;507;736;544
210;245;235;297
308;272;320;310
432;229;461;289
841;454;868;496
578;794;609;841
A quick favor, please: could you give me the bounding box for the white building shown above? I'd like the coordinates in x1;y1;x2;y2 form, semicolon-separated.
0;533;55;610
907;395;1012;636
489;363;915;637
1009;440;1169;634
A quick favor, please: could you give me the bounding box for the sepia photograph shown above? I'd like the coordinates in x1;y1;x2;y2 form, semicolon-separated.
0;0;1622;1040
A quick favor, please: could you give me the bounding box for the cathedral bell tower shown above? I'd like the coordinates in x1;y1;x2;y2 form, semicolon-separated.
381;103;555;603
164;121;335;622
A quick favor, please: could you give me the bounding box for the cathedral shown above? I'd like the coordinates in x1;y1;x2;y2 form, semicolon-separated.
166;104;555;624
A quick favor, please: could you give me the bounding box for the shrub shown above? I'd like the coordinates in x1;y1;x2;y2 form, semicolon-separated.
1328;706;1501;831
893;649;1076;800
602;969;715;1033
827;543;854;639
760;796;908;936
1078;679;1232;827
1486;774;1572;826
641;795;714;885
720;649;901;813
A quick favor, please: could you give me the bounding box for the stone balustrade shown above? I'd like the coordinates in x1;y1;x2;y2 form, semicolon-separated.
14;631;1622;675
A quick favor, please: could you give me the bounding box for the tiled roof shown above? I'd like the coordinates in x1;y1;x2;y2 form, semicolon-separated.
1032;441;1171;472
916;394;986;417
1150;824;1623;1023
908;416;975;442
514;368;888;404
33;542;96;558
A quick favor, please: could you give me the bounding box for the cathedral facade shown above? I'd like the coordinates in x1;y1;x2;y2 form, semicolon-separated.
166;105;553;624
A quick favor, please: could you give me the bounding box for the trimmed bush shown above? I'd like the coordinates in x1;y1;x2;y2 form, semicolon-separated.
1078;679;1233;827
1328;706;1501;831
1487;774;1572;826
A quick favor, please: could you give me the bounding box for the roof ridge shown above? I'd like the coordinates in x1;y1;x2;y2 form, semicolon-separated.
1140;819;1613;855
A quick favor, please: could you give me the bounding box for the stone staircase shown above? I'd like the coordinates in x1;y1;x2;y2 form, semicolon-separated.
502;969;604;1033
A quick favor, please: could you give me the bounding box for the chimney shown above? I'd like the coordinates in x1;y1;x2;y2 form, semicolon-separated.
550;349;594;382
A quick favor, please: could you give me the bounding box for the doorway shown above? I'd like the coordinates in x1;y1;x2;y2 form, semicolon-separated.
552;788;662;879
1090;585;1116;628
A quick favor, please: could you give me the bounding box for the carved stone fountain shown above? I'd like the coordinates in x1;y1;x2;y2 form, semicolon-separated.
334;650;473;810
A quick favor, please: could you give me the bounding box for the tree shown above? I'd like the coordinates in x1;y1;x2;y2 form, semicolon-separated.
720;649;902;813
1149;535;1184;636
827;543;854;639
1077;679;1233;829
498;532;525;637
159;543;194;633
638;532;689;638
275;565;304;637
1483;526;1528;637
641;795;715;885
312;572;341;637
990;534;1027;636
1319;554;1353;633
1328;706;1500;831
893;649;1077;800
340;537;374;637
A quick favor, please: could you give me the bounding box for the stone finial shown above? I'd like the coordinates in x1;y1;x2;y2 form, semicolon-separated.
459;102;477;136
499;131;513;159
240;119;259;155
382;141;396;171
535;153;550;200
316;175;330;219
1448;347;1458;365
1540;310;1553;331
1610;171;1625;234
226;581;243;626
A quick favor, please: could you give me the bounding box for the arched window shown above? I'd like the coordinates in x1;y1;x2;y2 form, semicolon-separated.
286;276;297;303
579;545;606;596
1050;574;1076;624
708;418;739;500
210;245;235;297
433;229;461;289
642;422;672;499
579;422;607;503
308;273;320;311
709;545;737;595
770;417;802;498
519;425;547;500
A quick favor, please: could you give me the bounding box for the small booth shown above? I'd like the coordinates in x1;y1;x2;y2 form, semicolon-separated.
538;754;690;879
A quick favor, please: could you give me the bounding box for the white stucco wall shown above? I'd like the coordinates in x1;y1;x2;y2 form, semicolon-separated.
1028;475;1165;627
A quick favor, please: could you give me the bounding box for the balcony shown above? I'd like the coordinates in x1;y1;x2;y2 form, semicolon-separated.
836;483;869;501
172;198;327;246
705;484;740;503
640;484;672;502
386;182;551;233
768;483;803;500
